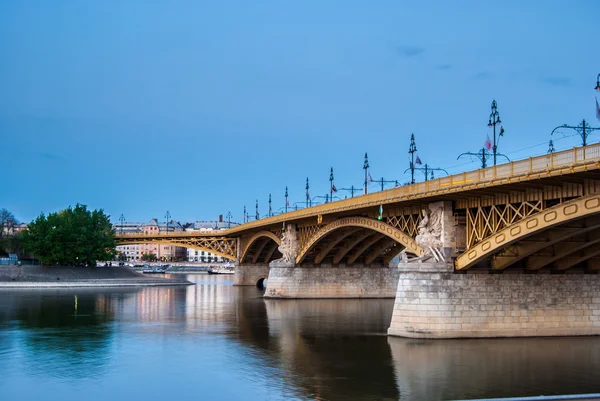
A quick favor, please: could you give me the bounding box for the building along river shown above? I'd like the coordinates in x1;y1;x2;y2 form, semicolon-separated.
1;274;600;401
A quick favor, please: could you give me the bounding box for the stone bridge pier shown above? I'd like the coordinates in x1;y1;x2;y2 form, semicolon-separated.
233;264;270;287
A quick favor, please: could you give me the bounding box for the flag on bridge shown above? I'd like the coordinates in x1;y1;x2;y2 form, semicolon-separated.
484;135;492;151
596;97;600;122
415;155;422;165
499;126;505;137
286;199;290;207
332;184;338;192
368;173;374;182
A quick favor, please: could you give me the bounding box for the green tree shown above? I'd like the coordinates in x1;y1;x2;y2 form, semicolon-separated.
22;204;116;266
141;252;157;262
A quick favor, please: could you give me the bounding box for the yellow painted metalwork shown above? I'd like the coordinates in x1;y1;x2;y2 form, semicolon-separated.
116;236;237;261
295;216;423;264
455;193;600;270
239;231;281;263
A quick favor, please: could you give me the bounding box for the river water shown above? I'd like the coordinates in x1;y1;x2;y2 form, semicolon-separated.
1;274;600;401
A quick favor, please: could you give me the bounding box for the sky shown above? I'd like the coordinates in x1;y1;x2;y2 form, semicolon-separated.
2;0;600;224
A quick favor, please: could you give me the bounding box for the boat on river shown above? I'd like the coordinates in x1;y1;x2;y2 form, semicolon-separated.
206;264;235;275
142;264;170;274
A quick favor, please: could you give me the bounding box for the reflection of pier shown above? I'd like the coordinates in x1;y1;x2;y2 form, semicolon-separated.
388;337;600;401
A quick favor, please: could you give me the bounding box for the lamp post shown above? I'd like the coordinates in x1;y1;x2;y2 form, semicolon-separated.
408;134;417;184
285;186;289;213
487;100;503;166
164;211;171;234
551;119;600;147
119;213;125;235
329;167;334;203
406;163;449;182
305;177;311;208
268;194;272;217
457;148;509;169
243;205;247;223
595;73;600;91
255;199;259;220
226;211;232;228
548;140;555;154
363;153;370;195
374;177;399;191
338;185;360;198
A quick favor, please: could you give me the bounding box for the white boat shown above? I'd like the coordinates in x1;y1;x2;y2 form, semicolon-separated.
206;264;235;275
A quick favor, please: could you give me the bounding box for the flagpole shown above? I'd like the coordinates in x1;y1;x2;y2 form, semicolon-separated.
285;186;288;213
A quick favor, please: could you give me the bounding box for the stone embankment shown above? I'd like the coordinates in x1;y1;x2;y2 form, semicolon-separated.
0;265;192;288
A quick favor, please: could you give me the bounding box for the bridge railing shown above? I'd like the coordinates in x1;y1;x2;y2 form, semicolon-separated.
434;143;600;191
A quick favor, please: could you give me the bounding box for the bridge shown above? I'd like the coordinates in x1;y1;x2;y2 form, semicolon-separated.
117;143;600;339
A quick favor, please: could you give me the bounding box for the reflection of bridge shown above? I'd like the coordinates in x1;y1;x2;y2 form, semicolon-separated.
117;144;600;338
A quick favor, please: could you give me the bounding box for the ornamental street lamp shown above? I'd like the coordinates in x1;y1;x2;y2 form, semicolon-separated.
285;186;289;213
255;199;259;220
329;167;335;203
548;140;555;154
305;177;311;208
551;119;600;147
164;210;171;234
487;100;504;166
119;213;125;235
406;162;449;182
408;134;418;184
363;153;370;195
457;148;509;169
243;205;247;223
337;185;361;198
268;194;272;217
372;177;399;191
595;73;600;92
226;211;232;228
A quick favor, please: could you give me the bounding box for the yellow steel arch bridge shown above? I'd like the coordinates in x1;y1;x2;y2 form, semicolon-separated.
116;144;600;272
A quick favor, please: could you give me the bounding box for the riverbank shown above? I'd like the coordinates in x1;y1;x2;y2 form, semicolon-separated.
0;265;193;288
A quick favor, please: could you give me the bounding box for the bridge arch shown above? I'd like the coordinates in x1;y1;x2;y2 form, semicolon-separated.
455;193;600;270
240;231;281;264
296;216;422;265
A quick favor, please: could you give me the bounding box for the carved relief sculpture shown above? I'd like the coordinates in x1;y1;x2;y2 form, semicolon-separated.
402;207;445;263
269;224;299;267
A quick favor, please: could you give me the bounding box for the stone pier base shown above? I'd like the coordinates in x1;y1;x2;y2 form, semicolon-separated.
264;267;399;298
233;264;270;287
388;262;600;338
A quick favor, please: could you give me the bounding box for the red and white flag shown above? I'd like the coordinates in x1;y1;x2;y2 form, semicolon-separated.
484;135;492;151
368;173;373;182
286;199;290;207
596;97;600;122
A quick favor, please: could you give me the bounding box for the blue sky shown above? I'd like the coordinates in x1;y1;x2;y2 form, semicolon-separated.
2;0;599;224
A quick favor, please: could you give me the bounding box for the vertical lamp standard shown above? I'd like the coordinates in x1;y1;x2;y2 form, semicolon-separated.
408;134;417;184
255;200;259;220
226;211;232;228
119;213;125;235
363;153;369;195
268;194;272;217
487;100;503;166
338;185;360;198
329;167;334;203
164;210;171;235
305;177;311;208
285;186;289;213
548;140;555;154
243;206;247;223
595;73;600;91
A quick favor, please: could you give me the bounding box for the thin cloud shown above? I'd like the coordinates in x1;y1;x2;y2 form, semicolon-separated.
474;71;490;80
398;45;425;57
541;77;571;87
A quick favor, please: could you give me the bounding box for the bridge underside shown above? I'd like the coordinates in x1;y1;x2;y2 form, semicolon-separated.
241;236;282;265
298;226;404;267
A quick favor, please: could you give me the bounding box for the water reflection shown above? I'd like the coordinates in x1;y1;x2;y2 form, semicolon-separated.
389;337;600;400
1;275;600;401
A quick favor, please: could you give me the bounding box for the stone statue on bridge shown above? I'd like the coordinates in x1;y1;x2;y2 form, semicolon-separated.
401;207;445;264
270;224;299;268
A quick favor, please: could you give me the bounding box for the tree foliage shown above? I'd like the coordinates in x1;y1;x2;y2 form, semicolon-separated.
141;252;157;262
22;204;116;266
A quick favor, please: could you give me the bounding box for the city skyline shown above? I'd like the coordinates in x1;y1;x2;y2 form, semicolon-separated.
2;1;600;223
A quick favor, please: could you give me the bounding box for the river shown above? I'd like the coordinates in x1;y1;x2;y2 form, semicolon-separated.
1;274;600;401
